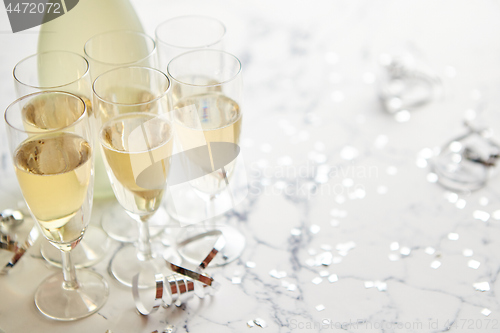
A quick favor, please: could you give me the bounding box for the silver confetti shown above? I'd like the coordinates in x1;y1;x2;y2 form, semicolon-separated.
444;192;459;203
448;233;459;241
455;199;467;209
340;146;359;161
394;110;411;122
269;269;287;279
425;247;436;255
287;284;297;291
290;228;301;236
400;247;411;256
332;256;343;264
328;274;339;283
342;178;354;187
232;277;242;284
336;241;356;253
335;195;346;204
308;248;317;256
418;148;434;159
364;281;374;288
473;210;490;222
430;260;441;269
316;252;333;266
312;277;323;285
247;320;255;328
319;270;329;277
254;318;267;328
481;308;492;317
416;158;428;168
468;260;481;269
390;242;400;251
315;304;326;312
463;249;474;257
320;244;332;251
427;173;438;183
246;261;256;268
473;282;490;291
492;210;500;220
310;224;321;234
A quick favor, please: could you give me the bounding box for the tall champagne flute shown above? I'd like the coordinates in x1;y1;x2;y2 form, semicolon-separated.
93;66;173;287
167;49;246;266
4;91;108;320
13;51;109;269
84;30;170;243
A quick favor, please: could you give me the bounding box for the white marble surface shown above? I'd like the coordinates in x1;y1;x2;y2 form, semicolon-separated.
3;0;500;332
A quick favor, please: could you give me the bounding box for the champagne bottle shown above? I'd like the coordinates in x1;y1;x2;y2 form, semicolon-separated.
37;0;145;200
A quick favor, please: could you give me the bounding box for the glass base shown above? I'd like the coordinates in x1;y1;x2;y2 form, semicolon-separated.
177;224;245;267
40;226;110;268
35;270;109;321
109;245;168;288
101;205;170;243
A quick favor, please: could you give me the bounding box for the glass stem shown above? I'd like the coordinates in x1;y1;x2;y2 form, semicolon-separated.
61;250;78;290
137;217;153;261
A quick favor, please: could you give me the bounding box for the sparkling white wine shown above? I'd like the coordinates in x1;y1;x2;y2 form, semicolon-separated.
14;133;92;251
174;93;241;194
21;93;90;131
100;114;173;216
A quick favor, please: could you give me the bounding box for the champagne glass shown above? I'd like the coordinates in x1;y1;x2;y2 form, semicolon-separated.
13;51;110;269
93;66;173;287
155;15;226;72
167;49;246;266
4;91;108;320
84;30;169;243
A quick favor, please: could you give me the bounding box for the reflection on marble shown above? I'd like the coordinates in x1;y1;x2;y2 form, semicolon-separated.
2;0;500;332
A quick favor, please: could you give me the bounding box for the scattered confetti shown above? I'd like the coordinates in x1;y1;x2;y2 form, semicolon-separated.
444;192;459;203
463;249;474;257
430;260;442;269
254;318;267;328
418;148;434;159
310;224;321;234
335;195;346;204
290;228;302;236
455;199;467;209
448;233;459;241
336;241;356;253
364;281;374;288
395;110;411;122
320;244;332;251
479;197;489;206
449;141;462;153
161;324;175;333
332;256;343;264
386;166;398;175
416;158;428;168
340;146;359;161
269;270;287;279
390;242;400;251
247;320;255;328
315;304;326;312
312;277;323;285
388;254;400;261
377;186;388;194
400;247;411;256
353;188;366;199
492;210;500;220
232;277;242;284
481;308;492;317
468;260;481;269
308;248;317;256
319;270;329;277
246;261;256;268
464;109;476;121
328;274;338;283
425;247;436;255
473;282;490;292
316;252;333;266
473;210;490;222
365;281;387;291
427;173;438;183
287;284;297;291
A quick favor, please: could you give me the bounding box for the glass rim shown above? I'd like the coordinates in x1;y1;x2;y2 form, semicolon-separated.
155;15;226;50
84;30;157;66
99;111;173;154
4;91;88;135
167;49;242;88
92;66;171;107
13;51;90;90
